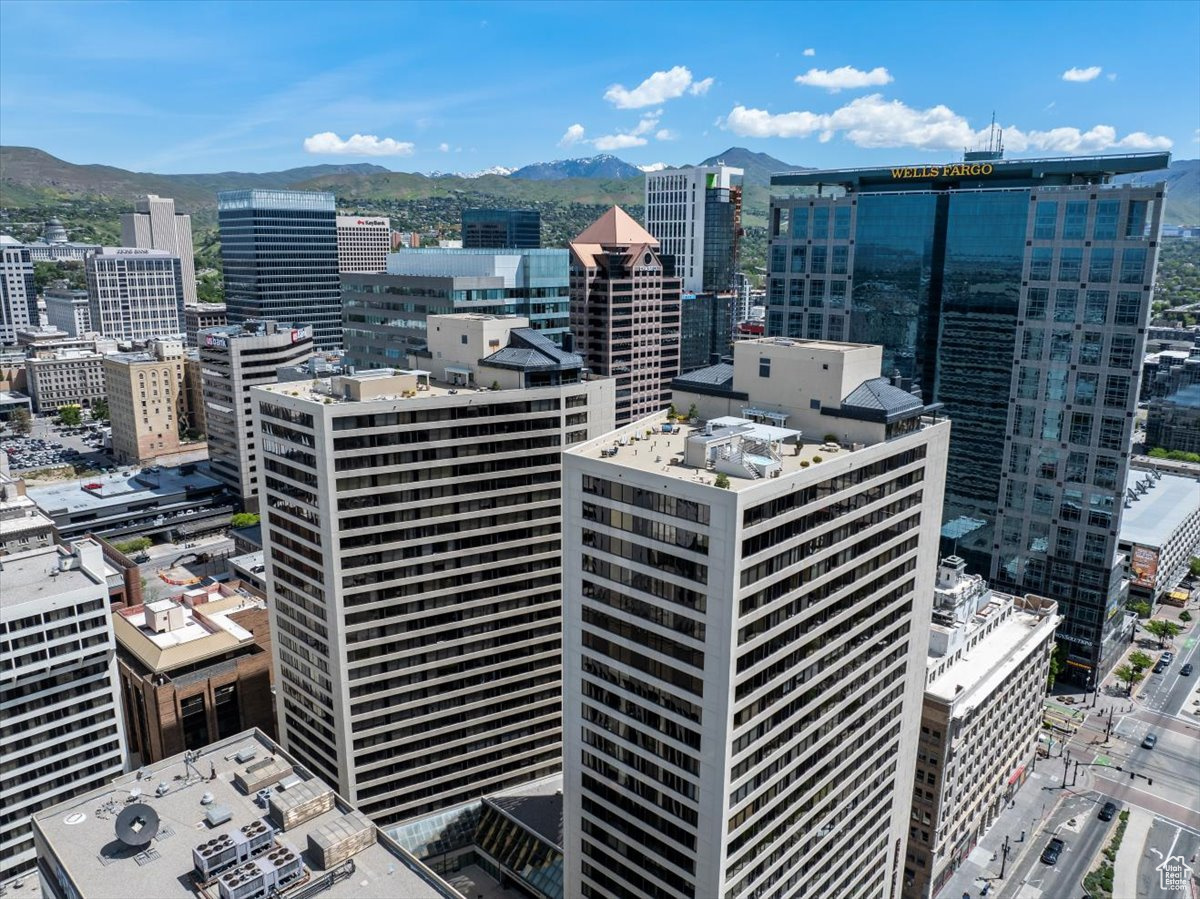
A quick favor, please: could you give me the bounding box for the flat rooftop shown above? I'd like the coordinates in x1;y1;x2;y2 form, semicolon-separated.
32;730;456;899
259;372;518;406
569;411;880;491
927;598;1055;710
26;466;221;515
0;545;103;612
115;589;264;673
1119;471;1200;548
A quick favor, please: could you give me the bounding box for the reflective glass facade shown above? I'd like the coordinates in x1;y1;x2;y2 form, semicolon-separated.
218;189;342;350
462;209;542;250
768;155;1167;683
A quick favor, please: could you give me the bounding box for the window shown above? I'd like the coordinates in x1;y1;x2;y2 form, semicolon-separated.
1034;202;1058;239
1114;291;1142;326
790;209;807;240
810;246;828;274
770;245;788;273
1120;247;1147;284
1125;200;1149;238
1074;372;1098;406
1084;290;1109;324
1054;289;1078;322
1109;335;1135;369
790;246;806;273
1088;248;1113;283
831;245;849;275
1021;331;1044;361
1029;248;1052;281
1104;374;1130;409
1026;288;1049;320
759;358;771;378
833;207;851;239
812;208;829;240
1093;200;1119;240
1079;333;1103;366
1098;416;1124;450
1057;249;1082;283
1069;413;1093;446
1063;201;1088;239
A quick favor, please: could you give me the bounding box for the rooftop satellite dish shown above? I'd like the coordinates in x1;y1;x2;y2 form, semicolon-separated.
115;802;160;848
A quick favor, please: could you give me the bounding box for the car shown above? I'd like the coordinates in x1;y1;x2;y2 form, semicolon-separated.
1153;660;1167;674
1041;837;1065;865
1183;664;1194;676
1141;733;1158;750
132;552;150;563
1098;801;1117;821
1162;651;1175;662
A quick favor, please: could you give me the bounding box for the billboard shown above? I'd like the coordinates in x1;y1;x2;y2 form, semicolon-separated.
1130;544;1159;590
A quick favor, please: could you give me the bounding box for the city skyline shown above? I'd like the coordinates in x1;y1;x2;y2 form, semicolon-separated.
0;1;1196;174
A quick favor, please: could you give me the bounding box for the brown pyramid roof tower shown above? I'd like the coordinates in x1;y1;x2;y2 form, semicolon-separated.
572;206;658;247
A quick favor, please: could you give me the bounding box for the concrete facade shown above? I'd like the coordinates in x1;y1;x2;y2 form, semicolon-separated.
86;247;185;343
121;194;198;305
252;337;614;828
903;557;1059;899
25;347;108;412
562;340;951;899
0;540;128;881
199;321;313;509
184;302;227;347
0;237;36;346
644;164;743;294
42;282;90;337
336;215;391;273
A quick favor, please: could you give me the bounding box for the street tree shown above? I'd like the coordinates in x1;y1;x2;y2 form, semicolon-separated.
91;399;110;421
1113;663;1145;696
1144;619;1182;649
1128;650;1154;672
10;407;32;436
57;404;82;426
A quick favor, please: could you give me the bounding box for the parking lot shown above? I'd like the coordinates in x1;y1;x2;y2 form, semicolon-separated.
1;417;113;473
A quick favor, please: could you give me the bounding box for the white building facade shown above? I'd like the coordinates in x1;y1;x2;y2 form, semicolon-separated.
644;164;743;294
336;215;391;273
121;194;198;304
563;339;951;899
0;540;128;881
0;237;36;346
85;247;185;343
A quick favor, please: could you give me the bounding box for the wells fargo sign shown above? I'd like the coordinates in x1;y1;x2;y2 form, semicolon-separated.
891;163;995;179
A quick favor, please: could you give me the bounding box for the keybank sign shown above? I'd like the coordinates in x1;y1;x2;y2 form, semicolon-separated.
890;163;995;179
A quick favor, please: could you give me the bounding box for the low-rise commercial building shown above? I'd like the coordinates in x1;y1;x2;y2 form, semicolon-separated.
25;465;229;540
1119;468;1200;604
104;338;186;464
0;540;128;881
902;557;1059;899
0;464;56;555
113;580;276;766
31;729;460;899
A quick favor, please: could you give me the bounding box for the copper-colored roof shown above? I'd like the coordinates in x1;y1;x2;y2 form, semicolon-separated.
571;206;658;248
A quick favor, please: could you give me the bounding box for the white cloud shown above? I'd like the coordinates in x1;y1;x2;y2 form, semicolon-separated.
604;66;711;108
721;94;1172;153
655;129;676;141
303;131;414;156
1062;66;1102;82
795;65;893;92
803;48;816;57
438;142;450;153
559;123;585;146
593;132;648;150
1106;72;1117;82
638;162;669;173
630;112;661;136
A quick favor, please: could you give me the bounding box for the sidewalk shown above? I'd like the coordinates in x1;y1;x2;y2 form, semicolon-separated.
936;762;1068;899
1113;806;1153;899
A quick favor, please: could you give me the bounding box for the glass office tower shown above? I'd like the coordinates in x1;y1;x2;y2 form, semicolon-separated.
767;152;1170;686
462;209;542;249
218;190;342;349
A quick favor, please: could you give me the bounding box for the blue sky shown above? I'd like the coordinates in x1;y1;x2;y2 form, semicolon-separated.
1;0;1196;174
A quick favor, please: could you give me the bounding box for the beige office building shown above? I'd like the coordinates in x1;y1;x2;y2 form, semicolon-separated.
563;337;951;899
25;347;109;413
336;215;391;273
104;338;186;463
569;207;681;425
904;557;1059;899
121;194;198;304
252;315;613;827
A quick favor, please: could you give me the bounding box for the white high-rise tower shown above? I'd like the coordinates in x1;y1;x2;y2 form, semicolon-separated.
121;194;197;304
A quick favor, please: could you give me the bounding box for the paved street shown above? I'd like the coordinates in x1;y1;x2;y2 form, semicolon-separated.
1138;818;1200;899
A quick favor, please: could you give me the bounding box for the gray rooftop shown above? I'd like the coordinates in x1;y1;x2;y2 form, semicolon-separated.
1119;471;1200;548
483;328;581;370
31;729;457;899
0;545;103;612
26;466;221;516
673;362;735;390
839;377;925;421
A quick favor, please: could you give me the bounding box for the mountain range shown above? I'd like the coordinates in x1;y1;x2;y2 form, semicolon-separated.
1;145;1197;225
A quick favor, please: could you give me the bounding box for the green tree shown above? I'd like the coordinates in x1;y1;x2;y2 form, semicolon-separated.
1128;650;1154;672
1127;600;1152;619
1113;663;1145;696
230;512;260;528
91;398;110;421
713;473;731;489
57;404;82;426
1144;619;1182;648
10;407;32;436
687;403;698;421
114;536;151;554
1181;610;1193;623
1189;557;1200;578
1047;643;1065;689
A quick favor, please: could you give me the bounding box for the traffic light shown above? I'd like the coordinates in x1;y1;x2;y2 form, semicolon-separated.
1130;772;1135;779
1148;778;1153;786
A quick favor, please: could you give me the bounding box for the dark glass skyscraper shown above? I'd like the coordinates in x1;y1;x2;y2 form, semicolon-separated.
462;208;541;249
768;152;1170;685
218;189;342;349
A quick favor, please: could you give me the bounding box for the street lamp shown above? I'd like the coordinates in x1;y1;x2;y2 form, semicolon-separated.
1062;750;1072;789
999;835;1010;879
